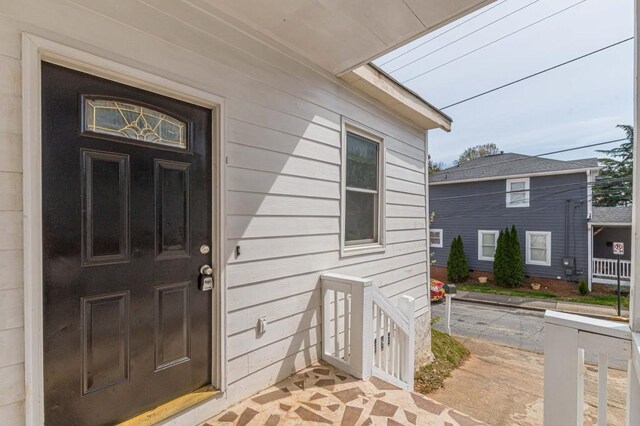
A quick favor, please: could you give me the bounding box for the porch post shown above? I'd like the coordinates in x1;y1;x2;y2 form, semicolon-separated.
632;0;640;332
588;224;593;292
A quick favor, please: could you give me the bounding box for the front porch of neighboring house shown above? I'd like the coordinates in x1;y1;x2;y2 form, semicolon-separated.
589;207;632;287
206;273;483;425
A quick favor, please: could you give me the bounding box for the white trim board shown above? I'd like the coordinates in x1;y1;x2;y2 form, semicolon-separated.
430;167;601;186
22;33;228;425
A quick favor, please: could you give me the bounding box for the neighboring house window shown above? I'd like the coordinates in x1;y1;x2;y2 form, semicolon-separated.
478;230;499;261
506;178;530;207
342;124;385;254
430;229;443;248
526;231;551;266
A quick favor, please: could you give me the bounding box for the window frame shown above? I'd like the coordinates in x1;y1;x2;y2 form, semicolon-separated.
429;229;443;248
526;231;552;266
340;120;386;257
477;230;500;261
506;177;530;208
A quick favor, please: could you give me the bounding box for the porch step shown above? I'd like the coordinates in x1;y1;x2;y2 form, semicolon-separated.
119;386;219;426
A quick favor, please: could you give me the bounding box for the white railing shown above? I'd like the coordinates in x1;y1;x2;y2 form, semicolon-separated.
544;311;640;425
593;257;632;280
320;273;415;390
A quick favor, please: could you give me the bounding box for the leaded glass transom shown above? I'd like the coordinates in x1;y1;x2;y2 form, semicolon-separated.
84;98;187;149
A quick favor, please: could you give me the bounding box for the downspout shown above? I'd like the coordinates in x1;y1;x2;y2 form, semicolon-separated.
424;131;431;306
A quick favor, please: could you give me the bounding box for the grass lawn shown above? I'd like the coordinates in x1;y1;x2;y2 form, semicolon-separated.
456;282;630;308
414;327;468;394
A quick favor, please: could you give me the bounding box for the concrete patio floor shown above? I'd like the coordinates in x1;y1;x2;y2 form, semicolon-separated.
205;362;485;425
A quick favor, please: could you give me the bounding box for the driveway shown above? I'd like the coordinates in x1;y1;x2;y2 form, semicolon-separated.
428;338;627;426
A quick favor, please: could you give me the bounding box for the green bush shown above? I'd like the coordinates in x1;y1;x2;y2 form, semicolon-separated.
578;279;589;295
447;235;469;283
494;226;525;288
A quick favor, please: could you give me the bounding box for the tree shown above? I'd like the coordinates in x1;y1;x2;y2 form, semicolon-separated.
456;143;500;165
428;154;446;175
493;229;507;286
593;125;633;206
508;225;525;287
447;235;469;283
494;226;525;288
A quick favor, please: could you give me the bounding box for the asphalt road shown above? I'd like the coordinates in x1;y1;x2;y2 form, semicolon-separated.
432;299;628;369
431;300;545;353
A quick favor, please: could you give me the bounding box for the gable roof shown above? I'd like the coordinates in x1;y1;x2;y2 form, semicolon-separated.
591;206;632;224
430;153;600;184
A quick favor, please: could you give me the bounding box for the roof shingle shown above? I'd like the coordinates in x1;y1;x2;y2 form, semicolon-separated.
430;153;599;183
591;206;632;224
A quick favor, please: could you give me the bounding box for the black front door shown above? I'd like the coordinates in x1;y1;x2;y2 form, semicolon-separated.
42;62;213;425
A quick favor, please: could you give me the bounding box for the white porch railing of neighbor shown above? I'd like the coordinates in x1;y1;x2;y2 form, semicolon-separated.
592;257;632;281
320;273;415;390
544;311;640;425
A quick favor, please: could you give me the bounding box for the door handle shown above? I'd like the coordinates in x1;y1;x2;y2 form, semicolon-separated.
199;265;214;291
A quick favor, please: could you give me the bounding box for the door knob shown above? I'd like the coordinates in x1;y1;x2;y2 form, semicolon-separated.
200;265;213;276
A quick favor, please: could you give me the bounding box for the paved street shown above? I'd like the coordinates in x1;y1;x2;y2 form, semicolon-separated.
432;300;545;353
432;299;628;369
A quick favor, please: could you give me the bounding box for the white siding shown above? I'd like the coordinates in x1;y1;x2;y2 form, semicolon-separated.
0;0;430;421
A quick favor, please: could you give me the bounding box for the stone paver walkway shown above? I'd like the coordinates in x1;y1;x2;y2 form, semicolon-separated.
205;362;485;425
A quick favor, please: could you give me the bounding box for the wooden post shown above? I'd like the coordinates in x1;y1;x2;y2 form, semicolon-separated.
398;295;415;391
350;277;373;380
544;321;583;426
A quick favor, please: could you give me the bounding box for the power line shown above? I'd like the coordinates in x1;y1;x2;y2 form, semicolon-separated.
400;0;586;83
430;177;631;202
379;0;512;66
386;0;541;74
434;137;626;179
440;37;634;109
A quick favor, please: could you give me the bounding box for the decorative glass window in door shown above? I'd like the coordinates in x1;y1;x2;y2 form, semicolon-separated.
84;98;187;148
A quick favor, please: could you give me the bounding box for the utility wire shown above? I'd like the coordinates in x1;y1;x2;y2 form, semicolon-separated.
440;37;634;109
433;137;626;179
386;0;540;74
430;176;631;202
399;0;586;83
379;0;512;66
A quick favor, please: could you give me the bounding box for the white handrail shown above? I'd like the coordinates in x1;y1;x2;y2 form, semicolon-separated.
543;310;638;426
320;273;415;390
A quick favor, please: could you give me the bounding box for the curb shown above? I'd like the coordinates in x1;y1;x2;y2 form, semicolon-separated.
452;296;630;323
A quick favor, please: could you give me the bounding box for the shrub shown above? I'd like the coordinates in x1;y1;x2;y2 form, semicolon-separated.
494;226;525;288
578;279;589;295
447;235;469;283
493;228;507;286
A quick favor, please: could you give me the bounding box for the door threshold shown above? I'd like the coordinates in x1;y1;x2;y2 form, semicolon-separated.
118;387;220;426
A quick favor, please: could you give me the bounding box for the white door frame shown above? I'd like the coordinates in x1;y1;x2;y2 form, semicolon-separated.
21;33;227;425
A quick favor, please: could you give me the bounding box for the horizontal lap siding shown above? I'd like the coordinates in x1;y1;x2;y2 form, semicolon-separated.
430;173;589;280
0;0;429;415
0;45;24;425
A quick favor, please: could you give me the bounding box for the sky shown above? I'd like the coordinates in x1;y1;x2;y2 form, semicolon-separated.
374;0;634;167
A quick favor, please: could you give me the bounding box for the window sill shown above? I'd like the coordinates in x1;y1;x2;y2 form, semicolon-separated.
526;260;551;267
478;257;495;262
506;204;530;208
341;243;386;257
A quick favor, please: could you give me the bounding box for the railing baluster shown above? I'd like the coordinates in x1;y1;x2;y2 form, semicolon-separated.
390;323;396;377
334;289;339;358
377;306;382;369
598;353;608;426
384;314;390;373
344;294;350;363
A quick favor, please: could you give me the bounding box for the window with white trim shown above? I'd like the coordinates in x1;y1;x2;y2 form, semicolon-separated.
478;230;499;261
430;229;443;248
343;129;384;251
506;178;530;207
526;231;551;266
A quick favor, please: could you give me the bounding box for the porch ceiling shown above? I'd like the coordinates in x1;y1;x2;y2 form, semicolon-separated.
197;0;496;75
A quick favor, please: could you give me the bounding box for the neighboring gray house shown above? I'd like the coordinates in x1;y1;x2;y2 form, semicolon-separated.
591;206;632;285
429;153;600;284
